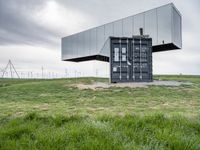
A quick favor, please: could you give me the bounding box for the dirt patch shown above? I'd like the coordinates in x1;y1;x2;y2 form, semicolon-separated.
74;82;147;90
13;111;24;117
34;103;49;111
73;80;192;90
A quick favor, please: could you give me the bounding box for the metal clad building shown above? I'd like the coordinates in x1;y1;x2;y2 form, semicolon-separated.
62;3;182;62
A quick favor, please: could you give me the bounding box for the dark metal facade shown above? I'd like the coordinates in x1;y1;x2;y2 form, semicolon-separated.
110;36;152;83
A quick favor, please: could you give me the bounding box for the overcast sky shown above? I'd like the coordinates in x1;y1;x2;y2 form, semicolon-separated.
0;0;200;78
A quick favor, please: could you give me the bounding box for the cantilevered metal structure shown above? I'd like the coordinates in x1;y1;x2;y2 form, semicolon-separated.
61;3;182;62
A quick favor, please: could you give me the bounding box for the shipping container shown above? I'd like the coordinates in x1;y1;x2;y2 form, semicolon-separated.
110;36;152;83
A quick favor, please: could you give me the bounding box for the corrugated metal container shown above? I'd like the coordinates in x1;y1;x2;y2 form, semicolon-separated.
110;36;152;83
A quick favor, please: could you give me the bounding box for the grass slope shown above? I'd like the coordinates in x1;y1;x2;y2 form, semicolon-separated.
0;75;200;149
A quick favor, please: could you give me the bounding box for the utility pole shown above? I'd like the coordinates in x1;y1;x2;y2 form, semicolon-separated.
75;70;77;83
1;60;20;78
96;69;98;77
10;61;13;78
41;67;44;79
65;69;68;78
0;68;3;77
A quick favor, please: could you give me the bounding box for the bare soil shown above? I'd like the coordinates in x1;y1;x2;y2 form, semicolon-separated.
73;80;192;90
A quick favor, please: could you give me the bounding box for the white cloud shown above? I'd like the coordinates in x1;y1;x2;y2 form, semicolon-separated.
32;0;95;36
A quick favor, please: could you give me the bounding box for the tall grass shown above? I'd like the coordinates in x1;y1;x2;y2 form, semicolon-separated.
0;76;200;149
0;113;200;150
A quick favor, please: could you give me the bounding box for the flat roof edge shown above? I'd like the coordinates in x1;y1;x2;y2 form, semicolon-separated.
62;3;176;39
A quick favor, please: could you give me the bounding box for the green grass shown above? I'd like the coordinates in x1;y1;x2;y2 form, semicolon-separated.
0;75;200;149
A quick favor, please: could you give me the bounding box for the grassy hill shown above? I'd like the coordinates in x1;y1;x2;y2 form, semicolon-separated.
0;75;200;149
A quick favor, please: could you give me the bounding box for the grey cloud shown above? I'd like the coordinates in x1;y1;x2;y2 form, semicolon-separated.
0;0;200;75
57;0;170;27
0;0;60;47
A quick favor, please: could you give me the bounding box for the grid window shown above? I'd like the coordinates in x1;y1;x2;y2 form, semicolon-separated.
122;55;126;61
114;48;119;62
122;47;126;54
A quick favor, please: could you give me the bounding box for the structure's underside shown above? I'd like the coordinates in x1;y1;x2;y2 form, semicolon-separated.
63;43;180;62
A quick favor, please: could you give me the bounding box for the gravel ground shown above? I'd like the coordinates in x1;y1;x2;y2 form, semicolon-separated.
74;80;192;90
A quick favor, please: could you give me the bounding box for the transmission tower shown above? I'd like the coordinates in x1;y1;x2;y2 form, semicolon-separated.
1;60;20;78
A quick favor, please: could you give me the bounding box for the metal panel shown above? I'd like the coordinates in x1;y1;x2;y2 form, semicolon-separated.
70;36;74;58
90;28;97;55
76;33;81;57
100;38;110;56
122;16;133;37
67;36;72;58
78;32;83;57
85;30;90;56
96;25;105;52
145;9;158;45
83;32;87;56
134;13;144;35
105;23;114;41
157;4;172;44
172;7;182;48
70;35;74;58
71;35;75;58
75;34;78;57
114;20;123;37
61;37;68;59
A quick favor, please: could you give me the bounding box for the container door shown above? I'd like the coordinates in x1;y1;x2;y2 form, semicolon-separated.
120;40;131;82
111;39;131;83
132;39;141;81
132;38;152;82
